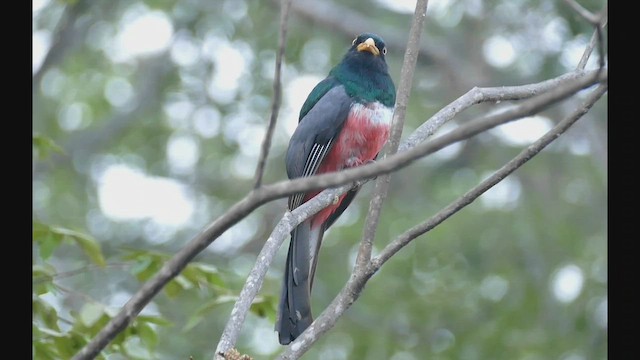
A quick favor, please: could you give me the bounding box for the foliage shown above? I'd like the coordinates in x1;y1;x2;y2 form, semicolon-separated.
32;155;272;358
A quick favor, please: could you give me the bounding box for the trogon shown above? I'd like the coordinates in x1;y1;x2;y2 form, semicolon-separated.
276;33;396;345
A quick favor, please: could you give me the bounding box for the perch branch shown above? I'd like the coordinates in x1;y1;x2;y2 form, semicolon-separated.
72;68;605;360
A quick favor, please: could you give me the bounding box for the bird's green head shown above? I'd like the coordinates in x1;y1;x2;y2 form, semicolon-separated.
331;33;395;107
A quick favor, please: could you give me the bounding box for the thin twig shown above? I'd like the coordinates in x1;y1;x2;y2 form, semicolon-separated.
562;0;601;25
56;284;105;306
595;19;607;70
575;7;607;70
33;263;130;285
253;0;293;189
577;28;598;70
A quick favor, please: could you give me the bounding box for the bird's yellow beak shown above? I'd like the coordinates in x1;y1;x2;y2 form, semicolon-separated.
356;37;380;56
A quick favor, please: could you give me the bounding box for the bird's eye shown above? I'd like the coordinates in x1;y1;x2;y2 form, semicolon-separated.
352;37;357;46
382;47;387;55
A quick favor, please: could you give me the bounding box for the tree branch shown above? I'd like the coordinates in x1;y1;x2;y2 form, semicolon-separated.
355;0;429;274
401;69;604;151
72;67;605;360
565;0;608;70
212;69;606;360
371;83;608;269
274;72;606;359
214;182;356;359
33;0;91;89
253;0;293;189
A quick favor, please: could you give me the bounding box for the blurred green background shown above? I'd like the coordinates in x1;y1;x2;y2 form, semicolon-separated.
32;0;607;359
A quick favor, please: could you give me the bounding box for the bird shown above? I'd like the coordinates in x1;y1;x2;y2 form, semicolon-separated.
276;33;396;345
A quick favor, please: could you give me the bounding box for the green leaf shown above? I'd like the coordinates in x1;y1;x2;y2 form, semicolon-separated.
169;276;199;297
249;295;277;319
33;296;61;332
53;332;87;359
183;295;238;332
182;313;205;332
164;280;182;298
54;226;106;267
120;247;152;261
53;334;76;359
32;263;56;279
130;256;153;276
196;295;238;316
33;133;64;160
33;340;60;360
36;327;66;338
33;264;57;295
137;322;158;349
184;263;227;289
174;274;193;290
87;313;113;338
79;302;105;328
33;223;105;266
34;227;63;261
132;257;161;282
204;271;227;288
39;233;61;260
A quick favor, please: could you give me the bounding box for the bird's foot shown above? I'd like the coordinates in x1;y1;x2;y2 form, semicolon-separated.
345;157;361;168
350;159;379;189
